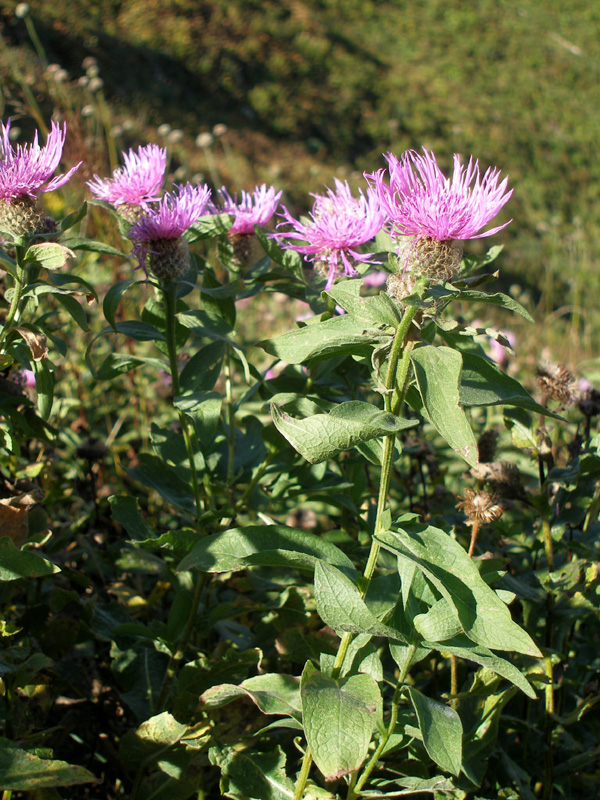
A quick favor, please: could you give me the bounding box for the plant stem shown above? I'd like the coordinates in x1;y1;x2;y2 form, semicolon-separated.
348;644;417;799
162;283;204;523
468;519;481;558
0;245;27;353
156;574;205;712
224;346;236;491
292;294;423;800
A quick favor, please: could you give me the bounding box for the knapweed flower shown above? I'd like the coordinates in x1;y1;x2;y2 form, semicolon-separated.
366;149;512;282
87;144;167;209
129;182;211;281
0;119;81;236
274;178;386;289
211;184;282;234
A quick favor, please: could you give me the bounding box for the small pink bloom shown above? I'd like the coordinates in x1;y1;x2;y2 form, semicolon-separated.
129;182;211;270
88;144;167;207
273;178;386;289
210;184;282;234
0;119;81;202
363;270;387;288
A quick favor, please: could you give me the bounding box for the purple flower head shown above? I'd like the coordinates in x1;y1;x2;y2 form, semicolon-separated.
87;144;167;207
0;119;81;202
274;178;386;289
129;182;211;271
366;149;512;243
211;184;282;234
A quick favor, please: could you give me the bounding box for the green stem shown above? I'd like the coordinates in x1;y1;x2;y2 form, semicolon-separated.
0;246;28;353
348;645;416;799
292;293;423;800
156;574;205;712
162;284;203;523
225;346;236;492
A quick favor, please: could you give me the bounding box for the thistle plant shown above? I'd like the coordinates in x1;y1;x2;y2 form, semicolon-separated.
4;130;600;800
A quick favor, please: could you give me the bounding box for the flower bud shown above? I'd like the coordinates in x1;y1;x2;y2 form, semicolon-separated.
146;238;190;282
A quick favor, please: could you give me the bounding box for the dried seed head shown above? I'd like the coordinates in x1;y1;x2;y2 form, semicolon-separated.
477;430;499;463
577;387;600;418
536;361;577;406
146;238;190;282
470;460;523;499
456;488;505;524
397;237;463;283
386;270;418;303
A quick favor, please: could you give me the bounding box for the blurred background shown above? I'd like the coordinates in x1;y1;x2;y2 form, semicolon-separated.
1;0;599;364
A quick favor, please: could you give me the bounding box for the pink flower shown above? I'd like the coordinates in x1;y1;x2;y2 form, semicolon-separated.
87;144;167;207
210;184;282;234
0;119;81;202
363;270;388;288
366;149;512;243
273;179;385;289
129;183;211;271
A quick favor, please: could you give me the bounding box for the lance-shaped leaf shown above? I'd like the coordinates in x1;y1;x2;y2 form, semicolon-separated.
0;740;99;789
260;314;387;364
407;686;463;776
177;525;356;577
301;662;380;781
0;537;60;581
424;635;536;698
376;526;541;657
460;352;560;417
272;400;417;464
314;561;407;641
200;673;301;721
411;345;479;467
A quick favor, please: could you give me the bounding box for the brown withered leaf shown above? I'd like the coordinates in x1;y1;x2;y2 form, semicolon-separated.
14;326;48;361
0;487;45;546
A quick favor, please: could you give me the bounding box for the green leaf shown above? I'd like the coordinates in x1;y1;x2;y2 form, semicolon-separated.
0;536;60;581
187;213;233;240
272;400;417;464
260;314;387;364
376;526;541;657
103;278;145;331
414;598;464;642
32;358;54;420
301;661;380;781
109;495;156;541
179;341;226;393
314;561;407;641
95;353;167;380
50;270;99;301
101;320;165;342
411;345;479;466
210;744;296;800
118;711;188;767
55;293;88;330
174;391;222;446
23;242;75;271
460;352;558;417
62;236;129;257
430;635;536;698
406;687;463;776
325;279;401;327
177;525;356;576
453;289;533;321
0;739;99;789
60;200;88;232
200;673;301;720
128;453;196;513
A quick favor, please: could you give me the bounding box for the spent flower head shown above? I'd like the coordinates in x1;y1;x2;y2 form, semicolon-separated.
211;184;282;234
87;143;167;208
0;119;81;203
274;178;385;289
129;182;211;280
